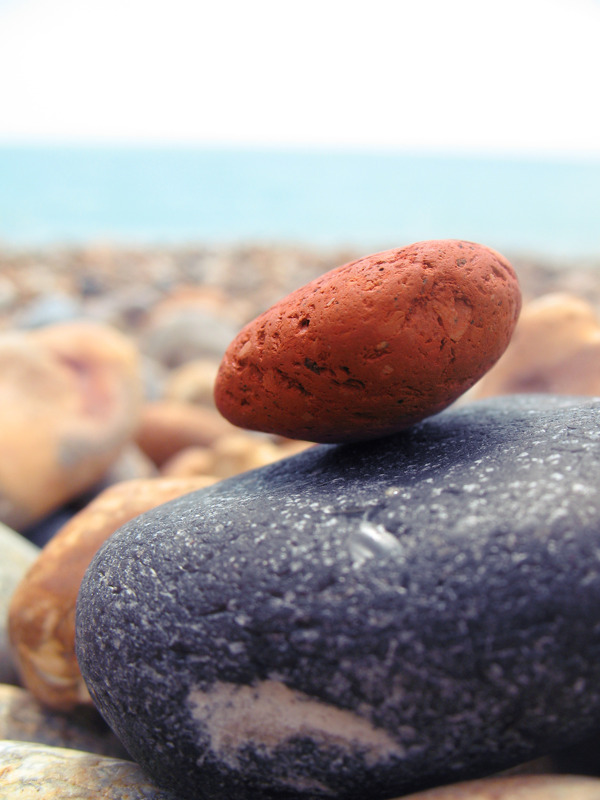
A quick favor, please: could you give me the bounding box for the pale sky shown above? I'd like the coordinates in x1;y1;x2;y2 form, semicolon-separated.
1;0;600;156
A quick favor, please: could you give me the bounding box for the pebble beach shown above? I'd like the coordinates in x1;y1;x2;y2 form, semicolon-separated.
2;241;600;799
2;242;600;318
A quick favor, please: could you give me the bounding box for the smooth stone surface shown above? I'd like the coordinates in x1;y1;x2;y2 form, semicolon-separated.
400;774;600;799
135;401;239;466
0;522;40;683
161;436;311;480
77;396;600;800
215;240;521;442
164;358;221;407
0;321;143;530
0;740;182;799
140;286;243;367
471;292;600;398
9;476;218;710
0;683;127;756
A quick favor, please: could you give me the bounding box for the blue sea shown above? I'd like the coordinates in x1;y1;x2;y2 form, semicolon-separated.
1;145;599;258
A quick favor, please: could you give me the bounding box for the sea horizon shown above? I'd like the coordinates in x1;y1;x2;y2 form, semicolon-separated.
1;144;599;260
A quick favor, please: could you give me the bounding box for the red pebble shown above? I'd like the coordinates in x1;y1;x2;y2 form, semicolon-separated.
214;240;522;443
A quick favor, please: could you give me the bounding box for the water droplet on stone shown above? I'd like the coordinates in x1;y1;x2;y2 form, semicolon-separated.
347;521;403;568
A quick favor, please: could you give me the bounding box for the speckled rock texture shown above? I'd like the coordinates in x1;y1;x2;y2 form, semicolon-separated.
400;774;600;799
0;740;182;799
0;683;127;756
9;476;217;711
215;240;521;442
76;396;600;800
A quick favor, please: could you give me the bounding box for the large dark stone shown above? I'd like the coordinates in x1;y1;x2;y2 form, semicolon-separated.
76;396;600;800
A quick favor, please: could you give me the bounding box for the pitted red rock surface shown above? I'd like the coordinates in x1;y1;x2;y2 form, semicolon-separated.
215;240;521;442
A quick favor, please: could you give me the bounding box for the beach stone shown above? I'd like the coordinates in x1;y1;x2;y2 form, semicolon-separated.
0;523;39;683
0;740;181;799
159;446;215;479
0;683;127;756
77;395;600;800
208;435;310;478
140;354;170;401
13;292;84;329
83;283;163;329
135;401;239;466
140;286;243;367
9;476;218;711
0;321;143;530
215;240;521;443
164;358;221;407
471;293;600;399
94;443;159;488
161;435;311;480
400;774;600;799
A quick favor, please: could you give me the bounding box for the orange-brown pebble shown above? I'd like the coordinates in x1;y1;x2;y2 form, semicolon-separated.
215;240;522;443
470;292;600;399
134;401;239;466
399;774;600;799
0;322;143;529
8;476;218;710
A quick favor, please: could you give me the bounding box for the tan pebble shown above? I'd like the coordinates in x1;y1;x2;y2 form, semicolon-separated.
8;476;218;710
210;434;310;478
471;293;600;398
146;284;237;317
0;321;143;530
275;439;314;459
135;400;238;466
0;740;179;799
163;358;220;407
161;436;313;479
160;446;216;478
399;774;600;799
210;434;277;476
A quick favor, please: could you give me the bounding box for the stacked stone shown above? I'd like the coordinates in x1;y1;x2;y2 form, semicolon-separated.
3;240;600;798
74;241;600;798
